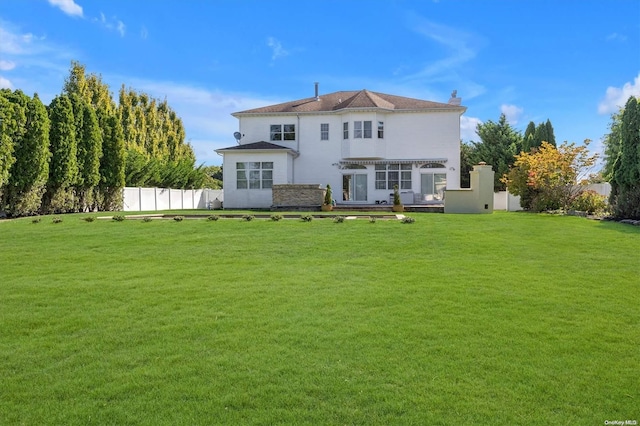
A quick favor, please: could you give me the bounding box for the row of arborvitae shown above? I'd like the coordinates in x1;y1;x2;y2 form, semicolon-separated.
0;61;213;218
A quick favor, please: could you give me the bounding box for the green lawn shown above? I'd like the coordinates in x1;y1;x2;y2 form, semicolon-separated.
0;212;638;425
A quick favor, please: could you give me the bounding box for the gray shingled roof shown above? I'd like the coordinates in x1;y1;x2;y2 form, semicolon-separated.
215;141;297;153
233;89;463;115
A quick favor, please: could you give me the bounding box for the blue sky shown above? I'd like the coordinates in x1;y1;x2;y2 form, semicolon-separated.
1;0;639;166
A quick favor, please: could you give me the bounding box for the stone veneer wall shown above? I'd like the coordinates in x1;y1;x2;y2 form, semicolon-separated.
271;184;324;211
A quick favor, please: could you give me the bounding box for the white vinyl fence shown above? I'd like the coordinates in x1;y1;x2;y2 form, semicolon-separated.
122;187;224;212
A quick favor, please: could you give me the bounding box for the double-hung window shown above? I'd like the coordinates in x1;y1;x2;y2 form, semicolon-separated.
343;122;349;139
270;124;295;141
353;121;372;139
377;121;384;138
375;163;412;189
236;162;273;189
320;123;329;140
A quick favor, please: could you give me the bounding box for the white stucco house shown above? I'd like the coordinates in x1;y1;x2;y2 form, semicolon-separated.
216;85;466;209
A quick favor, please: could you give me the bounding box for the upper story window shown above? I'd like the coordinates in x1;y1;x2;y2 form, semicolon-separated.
320;123;329;140
378;121;384;138
270;124;295;141
343;122;348;139
354;121;372;139
236;162;273;190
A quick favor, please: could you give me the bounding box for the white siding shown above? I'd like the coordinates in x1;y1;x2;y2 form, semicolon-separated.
231;105;463;207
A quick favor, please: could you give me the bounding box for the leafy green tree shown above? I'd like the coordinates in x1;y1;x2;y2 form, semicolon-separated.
98;112;125;210
602;110;622;181
609;96;640;218
45;94;78;213
522;121;536;153
459;142;475;188
76;103;103;211
522;119;556;152
544;120;556;146
4;93;50;216
0;90;32;203
470;114;522;191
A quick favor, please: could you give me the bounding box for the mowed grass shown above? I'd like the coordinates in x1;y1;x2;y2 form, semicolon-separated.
0;212;638;425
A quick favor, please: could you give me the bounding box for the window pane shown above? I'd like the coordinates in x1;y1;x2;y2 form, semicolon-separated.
321;123;329;140
354;121;362;138
401;164;412;170
378;121;384;138
401;171;411;180
388;164;399;170
401;181;412;189
262;170;272;180
237;170;246;180
262;162;273;169
249;162;260;169
375;164;386;170
283;124;295;140
363;121;372;138
249;170;260;189
236;162;245;169
237;180;247;189
262;179;272;189
270;125;282;141
343;122;348;139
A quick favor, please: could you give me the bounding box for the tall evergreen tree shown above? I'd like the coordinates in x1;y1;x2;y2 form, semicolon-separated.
544;119;556;146
0;96;18;198
610;96;640;218
471;114;523;191
45;94;77;213
602;110;623;181
4;93;50;216
98;113;125;210
522;121;536;153
76;103;103;211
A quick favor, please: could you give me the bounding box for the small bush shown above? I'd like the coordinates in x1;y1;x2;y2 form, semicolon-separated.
401;216;415;224
207;215;220;221
300;214;313;222
173;216;184;222
32;217;41;224
369;216;377;223
571;190;608;214
142;217;153;223
112;215;126;222
333;216;345;223
52;217;63;224
83;216;96;222
242;215;255;222
270;214;283;221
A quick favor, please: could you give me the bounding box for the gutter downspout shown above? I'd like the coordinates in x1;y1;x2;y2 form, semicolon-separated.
294;113;300;183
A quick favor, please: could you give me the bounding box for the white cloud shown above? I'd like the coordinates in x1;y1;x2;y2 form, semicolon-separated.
48;0;83;18
96;12;126;37
598;73;640;114
267;37;289;62
606;32;627;42
0;60;16;71
0;76;12;89
500;104;524;125
461;115;482;142
0;22;44;55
